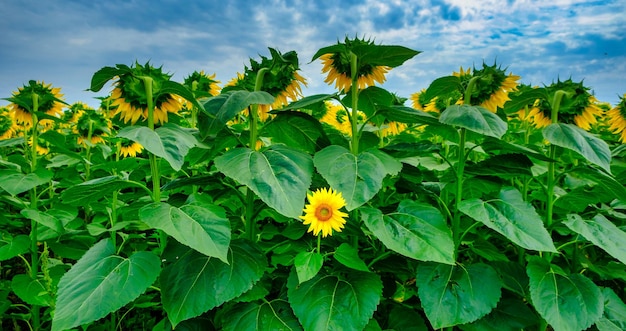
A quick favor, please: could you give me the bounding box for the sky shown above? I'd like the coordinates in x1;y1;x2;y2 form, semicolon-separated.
1;0;625;110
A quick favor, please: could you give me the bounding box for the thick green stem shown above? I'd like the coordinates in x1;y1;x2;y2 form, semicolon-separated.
316;235;321;255
349;52;360;155
453;127;467;252
545;90;566;229
29;94;41;331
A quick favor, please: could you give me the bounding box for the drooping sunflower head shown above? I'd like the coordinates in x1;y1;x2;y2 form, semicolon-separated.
319;100;365;136
411;88;462;114
527;78;601;130
318;36;392;92
183;70;221;98
110;62;182;125
60;102;91;129
97;96;118;119
7;80;65;127
458;62;520;112
74;106;112;146
300;187;348;238
224;48;307;121
0;106;19;140
607;93;626;143
119;138;143;158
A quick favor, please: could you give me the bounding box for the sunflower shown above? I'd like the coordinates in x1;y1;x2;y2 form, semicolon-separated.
410;89;461;114
109;62;182;125
300;187;348;238
0;106;19;140
225;49;307;122
607;93;626;143
97;96;118;119
60;102;90;130
525;78;602;130
319;100;366;136
379;121;408;138
119;139;143;158
455;63;520;112
28;136;50;155
74;107;112;146
183;70;221;98
7;80;64;127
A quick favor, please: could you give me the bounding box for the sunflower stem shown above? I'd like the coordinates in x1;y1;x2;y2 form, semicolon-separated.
316;235;321;255
29;93;41;331
349;52;360;155
545;90;566;231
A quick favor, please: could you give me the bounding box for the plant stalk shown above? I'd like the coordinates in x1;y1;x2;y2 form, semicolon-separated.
29;93;41;331
545;90;566;229
349;52;360;155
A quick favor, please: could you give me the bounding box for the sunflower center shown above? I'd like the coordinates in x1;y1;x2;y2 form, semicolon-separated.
315;203;333;222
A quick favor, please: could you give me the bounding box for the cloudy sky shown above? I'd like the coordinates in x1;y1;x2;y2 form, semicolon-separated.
1;0;625;110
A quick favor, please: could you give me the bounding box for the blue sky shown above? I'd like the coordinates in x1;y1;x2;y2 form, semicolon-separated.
1;0;625;109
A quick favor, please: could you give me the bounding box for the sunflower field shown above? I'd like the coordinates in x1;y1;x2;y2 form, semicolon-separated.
2;36;626;331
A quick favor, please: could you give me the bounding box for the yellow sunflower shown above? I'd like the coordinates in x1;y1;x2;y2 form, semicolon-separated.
74;107;112;146
379;121;408;138
455;63;520;112
119;139;143;158
183;70;222;98
525;78;601;130
28;136;50;155
108;62;182;125
60;102;90;130
320;53;389;92
300;187;348;238
0;106;19;140
319;100;366;136
607;93;626;143
7;80;64;127
225;49;307;122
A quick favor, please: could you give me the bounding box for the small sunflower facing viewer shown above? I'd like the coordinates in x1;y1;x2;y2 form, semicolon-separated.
300;187;348;238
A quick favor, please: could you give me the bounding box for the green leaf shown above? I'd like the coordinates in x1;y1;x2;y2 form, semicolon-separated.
361;201;455;265
21;209;64;236
352;44;421;68
282;93;337;111
564;214;626;265
386;304;429;331
543;123;611;173
481;136;555;162
416;263;502;329
0;235;30;261
459;187;557;252
421;75;463;101
287;269;382;331
0;169;53;196
334;243;369;272
596;287;626;331
465;154;534;178
314;146;401;210
439;104;508;138
342;86;393;118
11;274;53;306
376;105;441;126
60;175;150;206
502;87;547;115
52;239;160;331
139;202;230;263
461;297;539;331
159;80;203;112
215;144;313;218
88;65;132;92
294;251;323;284
555;167;626;212
200;90;274;136
117;124;198;171
262;112;329;154
526;256;603;331
223;300;303;331
160;239;266;328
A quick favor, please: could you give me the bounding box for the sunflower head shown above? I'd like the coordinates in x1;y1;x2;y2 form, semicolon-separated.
183;70;221;98
74;106;112;146
607;93;626;143
319;100;365;136
458;62;520;112
528;78;601;130
300;187;348;238
60;102;90;128
6;80;65;127
110;62;182;125
411;88;462;114
119;138;143;158
0;106;19;140
96;96;118;119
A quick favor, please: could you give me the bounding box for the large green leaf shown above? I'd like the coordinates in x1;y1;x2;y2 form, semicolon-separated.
416;263;502;329
502;87;547;115
0;235;30;261
0;169;53;196
464;154;534;178
342;86;393;118
361;201;455;265
439;104;508;138
287;269;382;331
421;76;463;102
262;112;329;154
139;202;230;263
461;297;539;331
223;300;303;331
526;256;603;331
376;105;441;126
555;167;626;212
351;44;421;68
459;187;557;252
596;287;626;331
60;175;150;206
11;274;53;307
334;243;369;272
21;208;65;237
564;214;626;265
543;123;611;173
160;239;266;328
294;251;323;284
199;90;274;136
215;144;313;218
314;145;401;210
281;93;336;111
88;64;132;92
117;123;198;171
52;239;160;331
